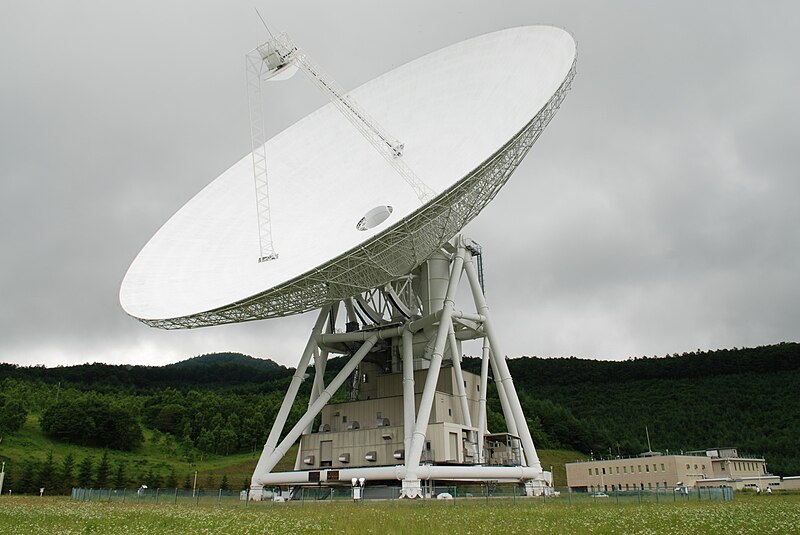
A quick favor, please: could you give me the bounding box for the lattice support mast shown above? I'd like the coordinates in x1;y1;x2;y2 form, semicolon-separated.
246;49;278;263
259;34;436;204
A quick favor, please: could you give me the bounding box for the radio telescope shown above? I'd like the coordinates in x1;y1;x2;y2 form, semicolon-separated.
121;25;576;499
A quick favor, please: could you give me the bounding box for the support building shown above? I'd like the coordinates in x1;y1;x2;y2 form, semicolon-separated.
566;447;779;492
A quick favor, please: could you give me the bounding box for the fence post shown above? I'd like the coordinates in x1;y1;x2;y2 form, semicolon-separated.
155;488;160;504
218;488;222;506
122;488;126;503
174;487;178;505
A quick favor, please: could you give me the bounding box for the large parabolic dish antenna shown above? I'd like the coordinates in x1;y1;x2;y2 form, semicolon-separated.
120;26;576;329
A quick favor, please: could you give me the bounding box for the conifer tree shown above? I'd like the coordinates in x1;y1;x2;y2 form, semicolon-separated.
113;460;127;488
37;451;56;494
18;461;36;494
165;467;178;489
95;450;111;488
60;452;76;493
77;456;94;488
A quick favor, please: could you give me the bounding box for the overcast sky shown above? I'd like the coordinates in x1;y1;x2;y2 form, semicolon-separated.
1;1;798;368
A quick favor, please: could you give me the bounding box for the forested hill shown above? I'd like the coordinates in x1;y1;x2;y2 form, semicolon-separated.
470;342;800;476
503;342;800;385
2;343;798;474
0;352;291;389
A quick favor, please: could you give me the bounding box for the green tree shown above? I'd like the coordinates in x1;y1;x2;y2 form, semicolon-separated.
183;473;192;490
220;474;229;491
18;461;36;494
37;451;56;494
165;467;178;489
60;452;76;493
196;428;213;456
219;425;237;455
77;456;94;488
0;395;28;435
40;395;143;451
95;450;111;488
113;460;127;488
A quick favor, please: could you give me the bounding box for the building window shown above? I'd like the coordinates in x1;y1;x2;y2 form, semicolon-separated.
616;467;620;474
624;466;627;473
694;464;698;470
595;468;599;476
701;464;705;470
602;468;606;475
588;469;592;476
661;463;665;471
342;415;347;423
625;484;630;490
648;483;652;489
448;408;452;416
638;465;642;473
686;464;690;469
646;465;650;473
656;482;660;489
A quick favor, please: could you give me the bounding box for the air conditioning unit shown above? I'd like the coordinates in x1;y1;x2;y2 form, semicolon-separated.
318;423;331;432
303;455;315;465
338;453;350;463
365;451;377;462
347;421;360;430
382;432;393;440
393;449;405;460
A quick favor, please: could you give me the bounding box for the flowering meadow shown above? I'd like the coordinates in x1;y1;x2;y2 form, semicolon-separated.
1;494;799;534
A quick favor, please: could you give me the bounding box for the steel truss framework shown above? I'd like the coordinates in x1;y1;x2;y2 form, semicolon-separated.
250;237;550;498
138;58;576;330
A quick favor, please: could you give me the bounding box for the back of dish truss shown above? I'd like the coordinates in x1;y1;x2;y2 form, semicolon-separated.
140;59;576;330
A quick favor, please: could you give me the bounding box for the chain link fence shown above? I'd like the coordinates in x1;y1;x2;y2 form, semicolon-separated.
71;483;733;506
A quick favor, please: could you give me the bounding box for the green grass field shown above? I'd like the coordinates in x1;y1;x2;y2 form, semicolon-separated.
0;494;798;534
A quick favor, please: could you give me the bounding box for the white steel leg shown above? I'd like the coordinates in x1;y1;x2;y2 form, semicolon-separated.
463;254;542;472
476;337;490;462
402;327;416;458
448;321;473;429
254;335;378;482
252;306;329;480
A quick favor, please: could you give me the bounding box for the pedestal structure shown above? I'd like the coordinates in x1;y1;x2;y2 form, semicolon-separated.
250;236;550;499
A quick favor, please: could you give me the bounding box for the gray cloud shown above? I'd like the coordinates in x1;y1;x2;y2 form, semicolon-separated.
1;1;798;367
